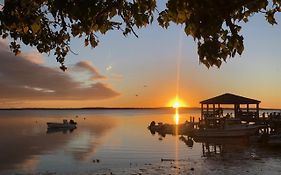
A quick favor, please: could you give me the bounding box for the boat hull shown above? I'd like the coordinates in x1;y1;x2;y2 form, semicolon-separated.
148;123;194;136
47;122;77;129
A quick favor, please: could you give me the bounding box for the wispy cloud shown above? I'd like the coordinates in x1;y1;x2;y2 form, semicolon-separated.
74;61;106;80
0;48;119;101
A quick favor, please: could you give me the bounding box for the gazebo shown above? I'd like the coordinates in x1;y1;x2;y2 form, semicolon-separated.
200;93;261;122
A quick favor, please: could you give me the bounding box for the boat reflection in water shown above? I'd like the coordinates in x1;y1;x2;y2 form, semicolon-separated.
179;135;194;148
46;127;77;134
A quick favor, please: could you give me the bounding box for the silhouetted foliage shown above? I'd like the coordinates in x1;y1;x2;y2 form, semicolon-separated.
0;0;280;70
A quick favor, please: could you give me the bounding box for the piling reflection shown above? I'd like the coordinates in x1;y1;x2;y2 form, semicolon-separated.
202;143;223;157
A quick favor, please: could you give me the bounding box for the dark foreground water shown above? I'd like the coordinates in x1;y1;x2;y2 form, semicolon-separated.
0;109;281;175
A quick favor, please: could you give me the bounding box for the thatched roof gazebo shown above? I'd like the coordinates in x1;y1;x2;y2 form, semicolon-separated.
200;93;261;122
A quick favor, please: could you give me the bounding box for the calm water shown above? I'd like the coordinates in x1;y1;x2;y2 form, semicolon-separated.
0;109;281;174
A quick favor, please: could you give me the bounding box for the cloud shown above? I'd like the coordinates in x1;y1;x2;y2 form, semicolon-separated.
74;61;106;80
0;49;119;101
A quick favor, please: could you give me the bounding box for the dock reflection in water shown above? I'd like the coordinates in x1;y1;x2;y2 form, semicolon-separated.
194;137;251;158
148;119;267;160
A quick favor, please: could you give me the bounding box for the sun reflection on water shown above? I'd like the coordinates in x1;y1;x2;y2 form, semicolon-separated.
174;108;179;174
174;108;180;125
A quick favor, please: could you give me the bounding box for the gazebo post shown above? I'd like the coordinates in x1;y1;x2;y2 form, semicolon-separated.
234;104;237;118
201;103;203;119
257;103;259;119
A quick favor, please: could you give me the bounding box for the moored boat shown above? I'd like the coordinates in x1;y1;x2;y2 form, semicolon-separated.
148;121;195;136
47;119;77;129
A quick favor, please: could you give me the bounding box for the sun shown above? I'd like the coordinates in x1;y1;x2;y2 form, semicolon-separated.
173;101;181;108
169;97;187;125
169;97;187;108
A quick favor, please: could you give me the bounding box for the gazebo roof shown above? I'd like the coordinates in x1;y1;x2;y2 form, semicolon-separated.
200;93;260;104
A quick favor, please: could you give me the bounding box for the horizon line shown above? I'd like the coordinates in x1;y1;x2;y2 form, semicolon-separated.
0;107;280;110
0;107;198;110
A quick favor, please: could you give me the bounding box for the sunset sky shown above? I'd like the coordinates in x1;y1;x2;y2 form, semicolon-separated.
0;4;280;109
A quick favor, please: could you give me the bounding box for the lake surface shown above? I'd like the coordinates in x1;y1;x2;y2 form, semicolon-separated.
1;109;281;175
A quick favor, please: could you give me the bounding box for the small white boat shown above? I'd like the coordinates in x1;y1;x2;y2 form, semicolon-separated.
194;118;260;137
47;119;77;129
